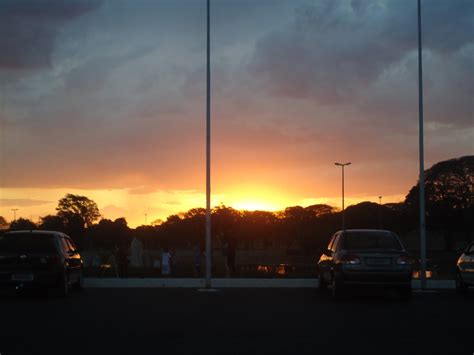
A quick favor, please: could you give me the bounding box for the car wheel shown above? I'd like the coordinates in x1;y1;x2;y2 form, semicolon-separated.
319;274;327;291
73;272;84;291
56;274;70;298
72;269;84;291
456;273;468;294
400;286;412;301
331;276;345;301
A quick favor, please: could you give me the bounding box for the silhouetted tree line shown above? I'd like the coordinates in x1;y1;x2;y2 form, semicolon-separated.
3;156;473;252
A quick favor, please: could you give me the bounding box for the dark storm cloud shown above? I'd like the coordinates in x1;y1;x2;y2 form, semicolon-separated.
251;0;474;125
0;0;101;69
0;0;471;193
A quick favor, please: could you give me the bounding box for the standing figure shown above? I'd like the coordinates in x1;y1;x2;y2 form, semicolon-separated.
222;240;229;277
161;248;172;276
193;243;202;277
227;239;236;277
130;237;144;268
116;244;129;278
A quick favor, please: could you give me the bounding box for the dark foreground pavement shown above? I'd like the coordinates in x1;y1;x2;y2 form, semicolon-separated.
0;288;472;355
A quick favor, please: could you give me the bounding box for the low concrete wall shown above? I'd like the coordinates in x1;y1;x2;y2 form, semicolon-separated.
84;278;318;288
84;278;455;289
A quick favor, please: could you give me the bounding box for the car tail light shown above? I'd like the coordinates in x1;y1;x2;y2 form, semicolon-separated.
341;255;361;265
396;256;415;265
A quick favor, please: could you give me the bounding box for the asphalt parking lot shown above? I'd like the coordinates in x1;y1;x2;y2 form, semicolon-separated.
0;288;472;355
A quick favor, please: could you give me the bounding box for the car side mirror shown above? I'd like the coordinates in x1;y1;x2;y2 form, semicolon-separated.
322;249;332;257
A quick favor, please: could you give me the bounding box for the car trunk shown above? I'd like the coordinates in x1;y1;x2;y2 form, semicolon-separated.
0;252;61;271
0;233;61;271
345;249;408;271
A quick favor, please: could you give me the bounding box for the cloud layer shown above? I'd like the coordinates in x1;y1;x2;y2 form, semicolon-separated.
0;0;101;69
251;0;473;126
0;0;472;208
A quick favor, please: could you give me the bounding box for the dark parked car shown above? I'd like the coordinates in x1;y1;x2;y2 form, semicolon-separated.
456;242;474;293
0;230;83;296
318;229;414;300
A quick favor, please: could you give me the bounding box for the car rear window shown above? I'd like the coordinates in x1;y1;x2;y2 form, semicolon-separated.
342;231;402;250
0;233;57;253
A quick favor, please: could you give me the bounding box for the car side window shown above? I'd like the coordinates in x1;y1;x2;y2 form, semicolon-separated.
65;238;76;253
60;237;70;254
327;234;336;251
331;234;341;252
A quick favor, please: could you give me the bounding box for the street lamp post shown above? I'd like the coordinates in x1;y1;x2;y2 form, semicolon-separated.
417;0;427;290
335;162;351;230
11;208;18;222
205;0;212;289
378;196;383;229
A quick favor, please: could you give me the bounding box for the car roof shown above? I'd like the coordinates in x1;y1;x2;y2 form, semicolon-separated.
337;229;395;234
4;230;63;237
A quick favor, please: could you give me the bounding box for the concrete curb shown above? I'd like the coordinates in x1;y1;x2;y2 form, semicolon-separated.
84;278;455;289
84;278;318;288
84;278;203;288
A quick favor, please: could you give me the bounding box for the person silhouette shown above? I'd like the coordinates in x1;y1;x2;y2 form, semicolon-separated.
116;244;129;278
194;243;202;277
161;247;172;276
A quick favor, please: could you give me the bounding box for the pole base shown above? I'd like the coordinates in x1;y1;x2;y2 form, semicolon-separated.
197;288;220;292
413;289;439;294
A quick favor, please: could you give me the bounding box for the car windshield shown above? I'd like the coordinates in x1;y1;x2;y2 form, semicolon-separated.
342;231;402;251
0;233;57;253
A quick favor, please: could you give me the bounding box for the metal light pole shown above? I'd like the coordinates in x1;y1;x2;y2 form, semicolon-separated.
335;162;351;230
11;208;18;222
417;0;427;290
378;196;383;229
145;213;147;226
205;0;212;289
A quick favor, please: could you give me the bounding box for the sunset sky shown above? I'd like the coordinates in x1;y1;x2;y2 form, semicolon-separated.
0;0;473;227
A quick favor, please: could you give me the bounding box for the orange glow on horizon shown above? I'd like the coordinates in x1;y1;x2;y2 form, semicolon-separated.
231;200;281;212
216;184;294;212
0;186;406;228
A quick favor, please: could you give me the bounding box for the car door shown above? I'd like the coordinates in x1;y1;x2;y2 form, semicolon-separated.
64;236;82;283
319;233;338;283
330;233;342;270
59;236;72;281
327;233;342;282
460;243;474;284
